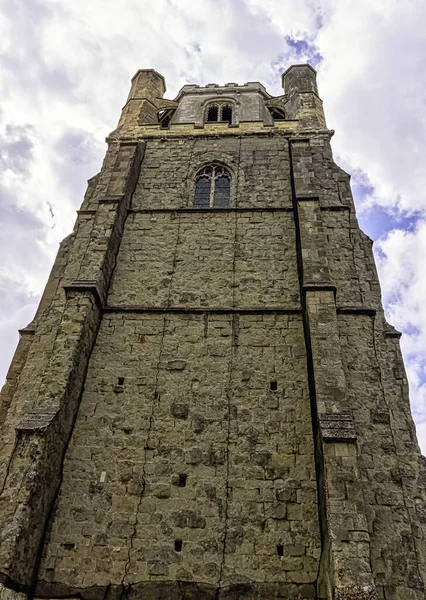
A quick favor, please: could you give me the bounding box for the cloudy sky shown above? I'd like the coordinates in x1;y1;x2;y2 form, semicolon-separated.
1;0;426;451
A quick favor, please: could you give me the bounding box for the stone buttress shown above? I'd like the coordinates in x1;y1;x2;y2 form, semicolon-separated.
0;65;425;600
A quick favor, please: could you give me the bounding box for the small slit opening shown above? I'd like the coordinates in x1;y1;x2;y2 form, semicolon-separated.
174;539;183;552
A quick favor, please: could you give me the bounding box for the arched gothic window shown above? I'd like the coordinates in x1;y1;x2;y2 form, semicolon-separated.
205;103;233;124
194;165;231;208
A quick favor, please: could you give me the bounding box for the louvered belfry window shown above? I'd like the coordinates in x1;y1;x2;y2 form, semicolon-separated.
207;105;219;122
194;165;231;208
205;103;233;124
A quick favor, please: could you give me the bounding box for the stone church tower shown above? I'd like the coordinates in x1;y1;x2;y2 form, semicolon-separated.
0;64;425;600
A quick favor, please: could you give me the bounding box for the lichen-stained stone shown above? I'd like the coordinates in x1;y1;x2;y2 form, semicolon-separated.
0;64;425;600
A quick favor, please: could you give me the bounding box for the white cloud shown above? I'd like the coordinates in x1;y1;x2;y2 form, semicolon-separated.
1;0;425;451
375;221;426;445
316;0;426;213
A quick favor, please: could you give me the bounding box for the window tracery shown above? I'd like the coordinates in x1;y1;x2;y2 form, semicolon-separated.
194;165;231;208
205;103;233;124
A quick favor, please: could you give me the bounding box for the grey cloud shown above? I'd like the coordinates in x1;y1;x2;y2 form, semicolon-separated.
54;128;102;166
0;301;39;386
0;125;34;175
166;0;290;91
0;184;51;383
52;128;104;207
1;52;76;97
38;65;76;96
1;0;76;100
0;194;45;238
0;185;50;282
0;276;40;317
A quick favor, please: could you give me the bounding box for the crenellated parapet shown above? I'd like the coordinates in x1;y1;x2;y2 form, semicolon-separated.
115;63;327;134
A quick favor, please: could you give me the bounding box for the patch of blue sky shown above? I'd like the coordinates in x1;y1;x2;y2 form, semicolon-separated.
383;291;405;311
352;177;421;241
359;204;420;242
270;36;322;84
401;323;422;338
284;36;323;69
351;177;375;205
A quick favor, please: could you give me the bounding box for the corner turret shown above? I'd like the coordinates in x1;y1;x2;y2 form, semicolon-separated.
117;69;166;129
282;64;326;128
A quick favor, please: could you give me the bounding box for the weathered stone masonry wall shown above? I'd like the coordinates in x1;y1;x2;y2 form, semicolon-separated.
1;65;426;599
339;313;426;599
132;136;292;210
0;140;144;591
36;133;321;598
38;312;320;595
108;211;299;309
290;135;426;600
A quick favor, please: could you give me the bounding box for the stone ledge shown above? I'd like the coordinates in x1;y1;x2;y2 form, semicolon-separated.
98;195;125;204
296;194;320;201
17;325;36;336
103;305;302;314
106;125;333;141
320;205;351;212
127;206;294;213
63;281;105;307
34;580;318;600
77;209;97;215
336;307;376;316
303;283;337;294
384;323;402;338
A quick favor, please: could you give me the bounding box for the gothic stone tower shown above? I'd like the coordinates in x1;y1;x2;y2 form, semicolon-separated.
0;64;425;600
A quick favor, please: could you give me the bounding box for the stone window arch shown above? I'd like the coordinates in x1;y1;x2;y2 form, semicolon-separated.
205;102;234;124
194;165;231;208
